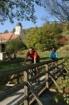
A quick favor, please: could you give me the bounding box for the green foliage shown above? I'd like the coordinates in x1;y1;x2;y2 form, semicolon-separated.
24;27;40;48
62;22;69;33
35;43;45;51
6;38;26;54
0;0;39;23
42;22;63;35
24;22;65;51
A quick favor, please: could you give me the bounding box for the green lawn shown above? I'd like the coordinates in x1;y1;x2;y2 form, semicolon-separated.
0;45;69;70
0;58;24;71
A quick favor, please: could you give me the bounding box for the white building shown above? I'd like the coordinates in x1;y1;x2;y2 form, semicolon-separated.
0;23;23;60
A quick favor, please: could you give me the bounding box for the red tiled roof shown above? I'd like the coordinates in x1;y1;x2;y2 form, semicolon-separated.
0;32;18;42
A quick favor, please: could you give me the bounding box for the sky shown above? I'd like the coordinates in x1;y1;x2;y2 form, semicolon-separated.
0;5;57;33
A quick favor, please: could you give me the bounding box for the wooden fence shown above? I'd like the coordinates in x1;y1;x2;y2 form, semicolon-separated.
0;58;67;105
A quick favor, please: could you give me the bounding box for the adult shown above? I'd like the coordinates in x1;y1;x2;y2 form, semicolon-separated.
50;47;58;61
26;48;40;64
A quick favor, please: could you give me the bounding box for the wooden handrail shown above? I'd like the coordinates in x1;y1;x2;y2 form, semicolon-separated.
0;58;63;76
0;57;67;105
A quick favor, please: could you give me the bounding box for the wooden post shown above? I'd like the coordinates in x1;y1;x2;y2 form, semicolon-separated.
28;82;43;105
49;75;63;93
17;74;20;84
45;64;49;89
23;70;29;105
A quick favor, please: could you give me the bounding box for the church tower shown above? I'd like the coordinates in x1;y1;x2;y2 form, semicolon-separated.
14;23;22;36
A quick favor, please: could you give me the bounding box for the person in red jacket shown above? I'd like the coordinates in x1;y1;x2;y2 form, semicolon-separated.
26;48;40;82
26;48;40;64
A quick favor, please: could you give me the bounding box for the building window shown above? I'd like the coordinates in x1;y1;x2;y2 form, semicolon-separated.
0;44;5;52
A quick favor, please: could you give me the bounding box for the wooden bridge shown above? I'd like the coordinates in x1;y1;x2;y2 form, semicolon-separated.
0;58;68;105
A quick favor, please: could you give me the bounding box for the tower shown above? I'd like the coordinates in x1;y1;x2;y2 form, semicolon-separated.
14;23;22;36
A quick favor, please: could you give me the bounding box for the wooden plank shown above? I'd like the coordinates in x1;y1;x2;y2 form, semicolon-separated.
0;58;63;76
45;64;49;89
0;58;65;105
49;75;63;93
23;71;29;105
29;85;46;105
28;82;43;105
0;84;24;101
0;89;24;105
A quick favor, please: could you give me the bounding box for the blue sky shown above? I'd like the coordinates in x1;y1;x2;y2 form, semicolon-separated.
0;5;56;32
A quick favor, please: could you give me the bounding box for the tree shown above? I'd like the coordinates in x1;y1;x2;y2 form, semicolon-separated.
4;30;9;33
1;0;69;23
40;0;69;21
63;21;69;32
6;38;26;59
0;0;41;23
23;27;40;48
24;22;63;51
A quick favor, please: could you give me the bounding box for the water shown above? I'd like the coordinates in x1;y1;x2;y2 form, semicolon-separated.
33;91;68;105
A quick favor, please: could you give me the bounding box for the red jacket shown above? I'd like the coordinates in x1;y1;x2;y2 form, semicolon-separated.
27;51;40;61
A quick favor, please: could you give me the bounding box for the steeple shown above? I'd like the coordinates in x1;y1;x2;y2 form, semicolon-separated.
14;23;22;36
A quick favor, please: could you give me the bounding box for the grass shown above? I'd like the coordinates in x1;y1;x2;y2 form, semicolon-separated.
0;50;50;71
0;45;69;70
0;57;24;71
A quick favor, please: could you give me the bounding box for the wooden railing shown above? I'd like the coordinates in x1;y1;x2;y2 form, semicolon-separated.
0;58;67;105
